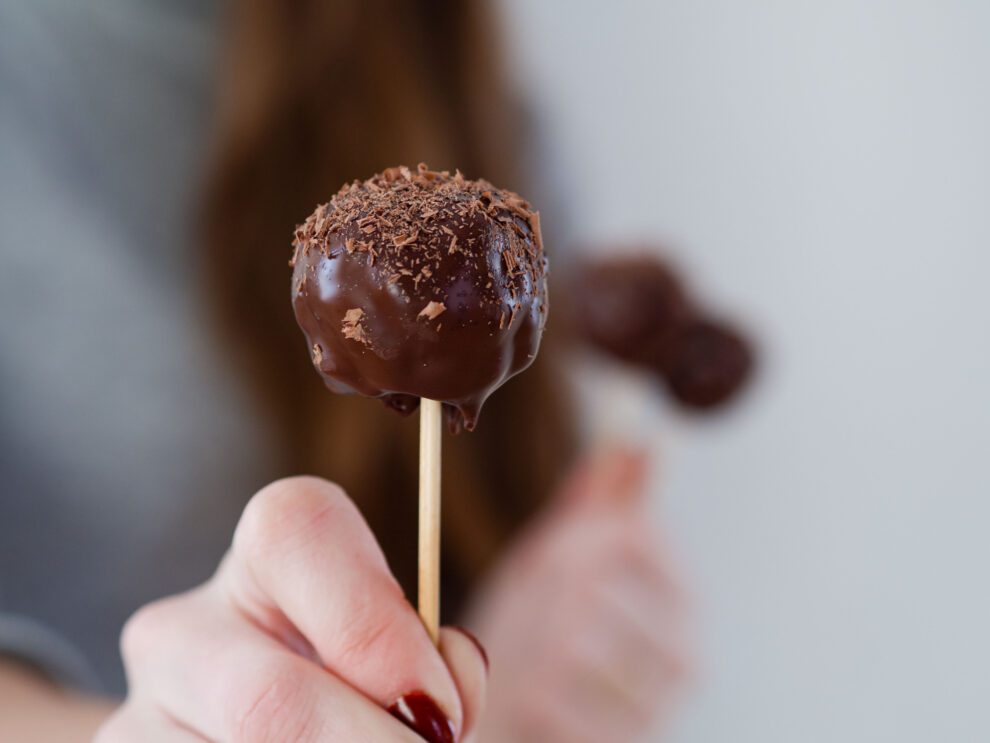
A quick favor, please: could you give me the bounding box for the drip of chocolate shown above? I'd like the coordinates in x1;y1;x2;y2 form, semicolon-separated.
291;164;548;432
575;254;754;410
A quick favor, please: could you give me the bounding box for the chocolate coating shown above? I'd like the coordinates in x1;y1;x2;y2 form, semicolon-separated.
577;256;690;368
574;254;754;411
663;317;753;409
291;164;547;432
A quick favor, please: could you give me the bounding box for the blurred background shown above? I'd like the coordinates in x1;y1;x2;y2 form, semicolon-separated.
501;1;990;740
2;1;989;741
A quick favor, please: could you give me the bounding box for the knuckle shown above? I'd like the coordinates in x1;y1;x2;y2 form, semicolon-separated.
234;477;353;560
92;705;136;743
334;584;407;662
91;717;121;743
229;658;321;743
119;597;178;669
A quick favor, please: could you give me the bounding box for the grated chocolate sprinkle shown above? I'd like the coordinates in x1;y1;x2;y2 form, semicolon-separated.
291;163;545;321
418;300;447;321
341;307;369;345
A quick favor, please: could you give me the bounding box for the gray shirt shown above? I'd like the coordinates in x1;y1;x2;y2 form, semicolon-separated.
0;0;274;694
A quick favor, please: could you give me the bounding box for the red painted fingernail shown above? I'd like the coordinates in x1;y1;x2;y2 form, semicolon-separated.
388;692;455;743
452;626;489;671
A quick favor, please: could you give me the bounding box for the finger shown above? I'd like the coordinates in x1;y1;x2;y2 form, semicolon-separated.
515;683;625;743
526;595;661;734
553;505;690;601
220;476;462;736
438;628;488;740
558;446;649;511
594;567;693;678
562;617;681;729
535;508;644;580
622;516;692;597
551;673;655;743
547;621;666;743
94;703;209;743
558;636;685;743
122;587;428;743
510;559;689;725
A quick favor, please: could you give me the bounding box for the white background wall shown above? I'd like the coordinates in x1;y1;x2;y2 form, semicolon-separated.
500;2;990;740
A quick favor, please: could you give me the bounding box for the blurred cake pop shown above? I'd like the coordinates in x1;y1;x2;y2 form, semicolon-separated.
577;256;690;368
573;253;754;410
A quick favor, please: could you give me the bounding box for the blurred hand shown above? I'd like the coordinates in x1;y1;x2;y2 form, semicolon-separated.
96;477;487;743
468;448;692;743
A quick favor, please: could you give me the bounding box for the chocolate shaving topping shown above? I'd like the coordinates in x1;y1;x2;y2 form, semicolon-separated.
341;307;370;345
290;163;544;315
393;231;418;247
418;300;446;321
290;164;549;432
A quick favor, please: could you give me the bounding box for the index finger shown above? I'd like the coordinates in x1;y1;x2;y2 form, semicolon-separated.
219;476;461;741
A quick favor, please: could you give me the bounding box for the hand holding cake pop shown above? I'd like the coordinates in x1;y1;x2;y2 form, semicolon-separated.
290;164;548;644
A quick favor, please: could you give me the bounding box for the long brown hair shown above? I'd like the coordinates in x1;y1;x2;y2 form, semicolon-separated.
202;0;576;616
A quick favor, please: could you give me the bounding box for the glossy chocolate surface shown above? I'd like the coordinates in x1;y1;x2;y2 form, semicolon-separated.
291;165;547;432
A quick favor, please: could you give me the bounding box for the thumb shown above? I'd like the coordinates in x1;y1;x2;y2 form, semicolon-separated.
558;445;650;511
438;628;488;742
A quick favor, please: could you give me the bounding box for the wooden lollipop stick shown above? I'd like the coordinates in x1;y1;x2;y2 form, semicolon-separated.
418;398;442;645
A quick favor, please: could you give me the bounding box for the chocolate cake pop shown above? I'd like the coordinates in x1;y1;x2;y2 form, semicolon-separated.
573;254;754;410
291;164;547;432
577;256;691;368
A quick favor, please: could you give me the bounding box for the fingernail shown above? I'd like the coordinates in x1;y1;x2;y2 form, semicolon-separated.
388;692;455;743
451;626;489;671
